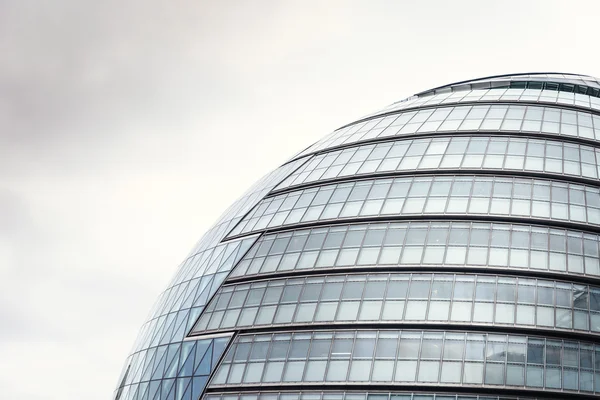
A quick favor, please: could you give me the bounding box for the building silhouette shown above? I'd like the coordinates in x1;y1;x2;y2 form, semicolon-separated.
115;73;600;400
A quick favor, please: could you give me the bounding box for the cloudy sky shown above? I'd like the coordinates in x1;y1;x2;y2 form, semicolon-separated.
2;1;600;399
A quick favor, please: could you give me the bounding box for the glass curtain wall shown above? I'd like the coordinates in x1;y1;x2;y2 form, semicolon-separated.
115;73;600;400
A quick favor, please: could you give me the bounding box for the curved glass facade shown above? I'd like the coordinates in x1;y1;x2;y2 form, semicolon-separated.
114;73;600;400
210;330;598;392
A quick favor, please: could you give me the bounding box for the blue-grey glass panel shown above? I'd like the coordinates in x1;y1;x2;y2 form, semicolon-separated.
228;176;600;237
209;330;599;394
298;103;600;158
231;222;600;280
129;235;259;354
116;334;232;400
192;273;599;335
115;157;310;398
278;136;600;190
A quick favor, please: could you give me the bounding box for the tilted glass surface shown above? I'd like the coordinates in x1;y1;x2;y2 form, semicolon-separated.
206;391;541;400
209;330;598;393
228;176;600;237
185;157;310;258
116;335;231;400
114;158;310;400
229;222;600;280
191;272;600;335
115;237;256;400
296;104;600;159
277;136;600;191
128;236;258;355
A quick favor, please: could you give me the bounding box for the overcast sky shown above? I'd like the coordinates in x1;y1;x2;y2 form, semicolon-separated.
2;1;600;399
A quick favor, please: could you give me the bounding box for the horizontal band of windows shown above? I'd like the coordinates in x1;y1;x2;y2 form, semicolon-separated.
422;73;600;92
275;136;600;193
204;384;598;400
204;388;565;400
191;272;600;338
294;101;600;161
227;175;600;239
191;320;600;346
228;266;600;291
366;88;600;122
229;220;600;286
225;322;600;345
418;80;600;100
417;73;600;95
354;99;600;139
226;215;600;243
272;170;600;198
208;330;600;394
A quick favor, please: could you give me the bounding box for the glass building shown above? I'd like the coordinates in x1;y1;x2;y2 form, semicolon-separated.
114;73;600;400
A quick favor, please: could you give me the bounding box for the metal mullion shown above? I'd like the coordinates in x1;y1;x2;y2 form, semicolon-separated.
265;280;285;324
352;223;371;271
240;333;260;386
224;287;249;331
359;144;379;172
321;328;344;384
379;273;392;323
252;335;272;385
363;331;378;383
413;331;425;383
415;137;433;170
458;325;468;384
440;222;452;274
322;225;345;273
458;136;473;169
463;169;477;218
419;176;437;246
481;135;494;172
377;140;398;171
422;272;435;324
299;331;317;383
278;327;295;382
502;334;509;386
331;274;351;323
344;331;358;382
480;102;495;133
355;270;369;323
482;333;489;385
369;275;386;323
284;277;304;327
248;284;269;329
449;274;458;326
398;177;416;215
223;336;241;386
442;176;456;216
329;225;355;270
354;180;380;217
372;222;392;267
